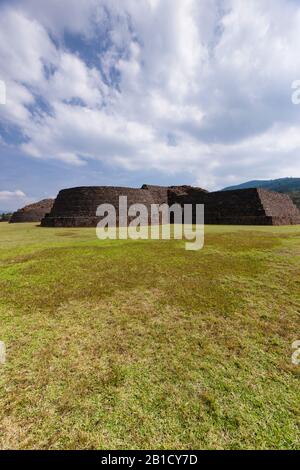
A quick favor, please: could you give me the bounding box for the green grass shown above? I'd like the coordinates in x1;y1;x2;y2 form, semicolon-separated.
0;222;300;449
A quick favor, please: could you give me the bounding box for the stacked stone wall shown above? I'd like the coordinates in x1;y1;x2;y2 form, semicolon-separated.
40;186;300;227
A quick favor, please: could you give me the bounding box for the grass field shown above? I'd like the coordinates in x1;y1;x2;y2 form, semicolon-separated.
0;222;300;450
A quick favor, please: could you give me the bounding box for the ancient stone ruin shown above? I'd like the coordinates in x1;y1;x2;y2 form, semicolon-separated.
41;185;208;227
203;188;300;225
40;185;300;227
142;184;208;206
10;199;54;223
145;186;300;225
41;186;158;227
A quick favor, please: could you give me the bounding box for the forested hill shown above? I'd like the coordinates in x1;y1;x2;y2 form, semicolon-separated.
222;178;300;209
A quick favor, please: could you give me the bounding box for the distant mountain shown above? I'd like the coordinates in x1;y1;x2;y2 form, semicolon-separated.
289;191;300;209
223;177;300;192
222;178;300;210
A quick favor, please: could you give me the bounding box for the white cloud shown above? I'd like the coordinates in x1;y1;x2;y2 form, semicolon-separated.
43;52;107;107
0;190;26;201
0;8;57;84
1;0;300;189
6;0;100;37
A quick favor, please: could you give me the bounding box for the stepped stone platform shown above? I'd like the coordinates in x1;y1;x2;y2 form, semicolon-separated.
40;185;300;227
173;187;300;225
203;188;300;225
10;199;54;223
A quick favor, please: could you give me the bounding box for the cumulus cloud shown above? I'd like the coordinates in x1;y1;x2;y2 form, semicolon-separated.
0;190;26;201
0;0;300;189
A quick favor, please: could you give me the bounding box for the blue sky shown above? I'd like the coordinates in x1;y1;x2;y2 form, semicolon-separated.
1;0;300;211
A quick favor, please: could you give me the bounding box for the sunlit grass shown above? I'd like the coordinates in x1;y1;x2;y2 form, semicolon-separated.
0;222;300;449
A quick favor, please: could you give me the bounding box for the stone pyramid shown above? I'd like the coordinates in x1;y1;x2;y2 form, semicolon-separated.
10;199;54;223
